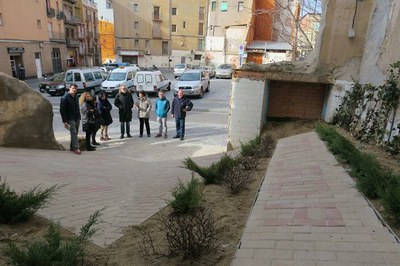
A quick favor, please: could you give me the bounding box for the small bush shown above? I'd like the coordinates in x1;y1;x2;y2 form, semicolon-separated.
382;185;400;222
183;154;238;184
239;136;261;157
163;208;219;262
258;135;276;158
237;155;259;171
3;209;103;266
0;178;60;224
168;176;203;214
221;166;253;194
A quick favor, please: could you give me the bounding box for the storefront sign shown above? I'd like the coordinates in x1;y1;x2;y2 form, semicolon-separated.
7;47;25;54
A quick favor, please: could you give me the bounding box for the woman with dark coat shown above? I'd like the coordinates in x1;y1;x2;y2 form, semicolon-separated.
114;85;134;139
80;92;97;151
97;91;113;141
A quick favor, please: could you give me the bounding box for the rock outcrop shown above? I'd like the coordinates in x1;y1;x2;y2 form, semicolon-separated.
0;72;62;150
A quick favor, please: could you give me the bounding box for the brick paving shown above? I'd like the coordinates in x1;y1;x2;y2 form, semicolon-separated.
0;123;226;247
232;131;400;266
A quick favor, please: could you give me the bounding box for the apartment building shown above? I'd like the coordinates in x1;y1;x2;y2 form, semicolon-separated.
81;0;101;66
113;0;208;67
63;0;83;67
0;0;67;78
95;0;115;63
205;0;253;67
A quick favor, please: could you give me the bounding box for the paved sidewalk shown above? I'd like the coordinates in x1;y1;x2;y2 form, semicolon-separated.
233;132;400;266
0;126;226;247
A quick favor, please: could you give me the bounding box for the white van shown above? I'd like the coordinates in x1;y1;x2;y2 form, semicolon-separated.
134;70;171;95
101;66;139;97
65;68;105;95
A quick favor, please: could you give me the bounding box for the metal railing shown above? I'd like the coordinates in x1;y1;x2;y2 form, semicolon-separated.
47;8;55;18
66;39;80;47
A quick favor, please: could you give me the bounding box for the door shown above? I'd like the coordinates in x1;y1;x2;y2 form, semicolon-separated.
52;50;62;73
10;58;16;77
247;53;263;64
35;53;43;78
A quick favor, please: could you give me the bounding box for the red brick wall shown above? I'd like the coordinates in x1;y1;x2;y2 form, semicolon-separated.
268;81;325;119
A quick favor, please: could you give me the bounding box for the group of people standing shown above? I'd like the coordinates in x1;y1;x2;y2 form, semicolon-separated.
60;84;193;155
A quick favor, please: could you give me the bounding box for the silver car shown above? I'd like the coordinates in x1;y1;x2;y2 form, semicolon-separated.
216;64;236;79
173;70;210;98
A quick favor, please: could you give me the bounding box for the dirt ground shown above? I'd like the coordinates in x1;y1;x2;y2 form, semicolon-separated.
0;120;324;266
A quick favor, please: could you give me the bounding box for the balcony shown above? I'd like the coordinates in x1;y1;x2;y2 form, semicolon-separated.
49;32;66;43
65;0;77;4
56;11;65;20
66;39;80;47
83;0;97;9
47;8;55;18
64;15;82;25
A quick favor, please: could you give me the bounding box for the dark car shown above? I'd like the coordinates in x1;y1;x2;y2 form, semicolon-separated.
39;72;66;96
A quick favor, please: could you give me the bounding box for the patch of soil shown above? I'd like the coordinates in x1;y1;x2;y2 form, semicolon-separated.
0;120;315;266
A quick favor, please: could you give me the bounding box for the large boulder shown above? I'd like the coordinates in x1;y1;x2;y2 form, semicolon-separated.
0;72;62;150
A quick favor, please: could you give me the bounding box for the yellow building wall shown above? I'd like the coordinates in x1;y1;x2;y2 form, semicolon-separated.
99;20;115;63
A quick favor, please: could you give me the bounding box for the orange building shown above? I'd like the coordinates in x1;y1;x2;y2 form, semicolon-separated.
99;20;115;63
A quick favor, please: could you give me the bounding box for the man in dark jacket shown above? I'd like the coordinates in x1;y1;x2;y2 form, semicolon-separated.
171;89;193;141
114;85;134;139
60;84;81;154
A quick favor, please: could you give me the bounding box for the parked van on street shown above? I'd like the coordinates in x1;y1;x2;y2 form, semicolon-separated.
101;66;140;97
134;70;171;95
65;68;106;95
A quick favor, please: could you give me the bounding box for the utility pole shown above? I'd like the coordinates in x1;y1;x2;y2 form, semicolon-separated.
168;0;172;70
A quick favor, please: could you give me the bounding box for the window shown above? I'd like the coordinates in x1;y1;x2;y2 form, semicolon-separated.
137;74;144;83
211;1;216;11
183;21;186;28
153;6;160;20
133;3;138;12
145;74;152;83
238;1;244;12
172;7;177;15
106;0;112;9
198;23;204;35
145;40;150;48
162;41;168;55
134;21;138;29
74;73;82;82
66;72;73;82
221;1;228;11
0;13;3;25
198;39;204;51
37;19;42;28
93;72;103;80
135;39;139;47
199;7;204;20
84;73;94;81
194;54;202;60
172;24;177;32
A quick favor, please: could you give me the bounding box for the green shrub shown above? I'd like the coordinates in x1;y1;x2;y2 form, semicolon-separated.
0;178;60;224
168;176;203;214
183;154;238;184
239;136;261;157
3;209;103;266
382;185;400;222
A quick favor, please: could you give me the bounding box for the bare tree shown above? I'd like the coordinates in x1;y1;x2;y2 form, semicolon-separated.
252;0;322;61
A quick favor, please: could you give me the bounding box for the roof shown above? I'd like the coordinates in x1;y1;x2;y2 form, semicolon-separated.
246;41;292;51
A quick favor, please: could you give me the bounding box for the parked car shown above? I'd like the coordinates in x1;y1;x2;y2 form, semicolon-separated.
134;70;171;95
215;64;236;79
173;63;192;79
39;72;66;96
199;66;215;78
173;69;210;98
101;66;140;97
64;68;106;95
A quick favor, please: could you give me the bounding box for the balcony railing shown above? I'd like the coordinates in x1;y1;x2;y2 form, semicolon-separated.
64;15;82;25
49;32;66;43
83;0;97;9
56;11;65;20
66;39;80;47
47;8;55;18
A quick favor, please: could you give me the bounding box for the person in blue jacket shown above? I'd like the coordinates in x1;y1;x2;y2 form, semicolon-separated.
154;90;170;139
171;89;193;141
